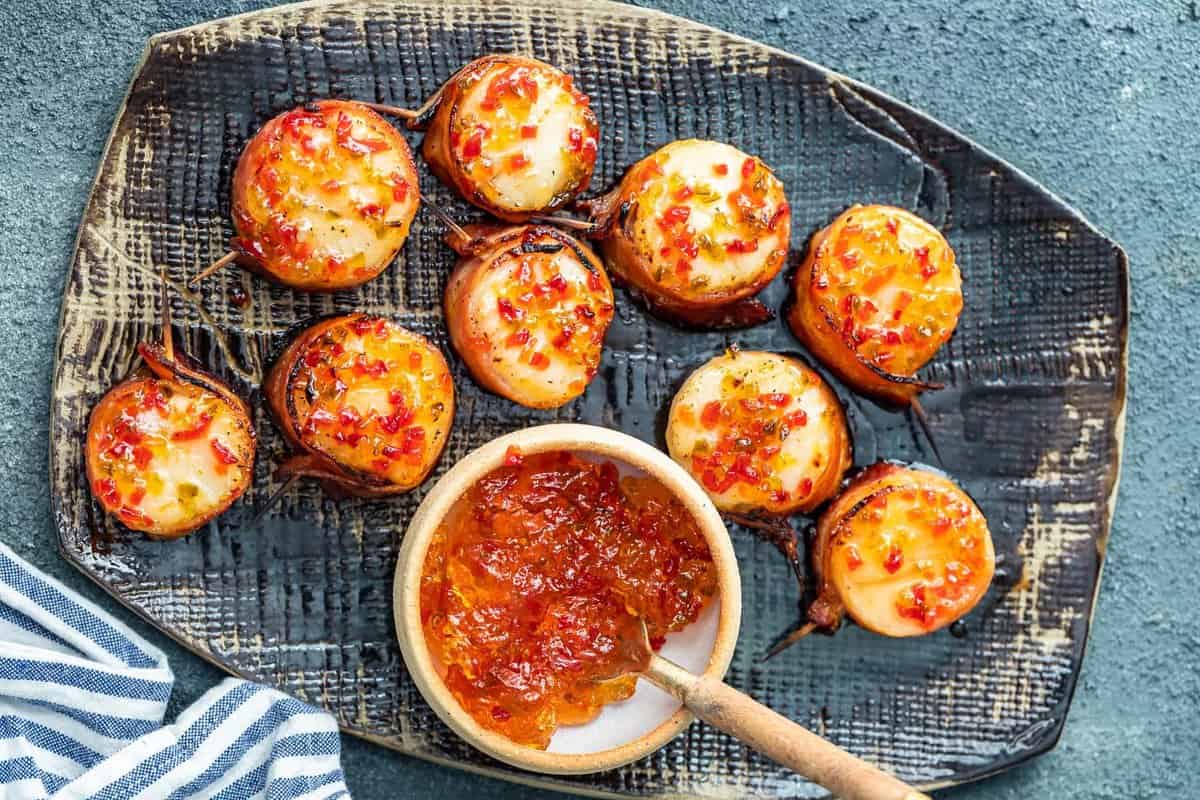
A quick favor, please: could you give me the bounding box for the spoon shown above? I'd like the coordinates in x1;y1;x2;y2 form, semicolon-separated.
615;619;930;800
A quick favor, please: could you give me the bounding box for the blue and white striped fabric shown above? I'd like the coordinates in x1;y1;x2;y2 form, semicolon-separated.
0;544;351;799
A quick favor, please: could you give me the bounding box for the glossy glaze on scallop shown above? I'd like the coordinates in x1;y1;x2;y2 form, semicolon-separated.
85;344;255;538
809;462;995;637
788;205;962;405
444;225;614;408
265;314;454;496
666;350;851;515
416;55;599;221
230;100;420;291
592;139;790;327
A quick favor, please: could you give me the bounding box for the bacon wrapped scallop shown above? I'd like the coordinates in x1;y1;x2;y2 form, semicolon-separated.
443;224;614;408
804;462;995;639
196;100;420;291
666;350;851;516
787;205;962;406
585;139;790;328
410;55;599;221
265;313;455;497
85;340;255;538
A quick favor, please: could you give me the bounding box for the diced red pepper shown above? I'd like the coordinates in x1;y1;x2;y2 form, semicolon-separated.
170;413;213;441
93;478;119;506
784;409;808;428
118;506;152;527
401;426;426;455
132;446;153;470
497;298;521;322
884;545;904;574
661;205;690;227
700;401;723;429
768;202;790;232
504;445;524;468
845;544;863;571
309;408;337;427
725;238;758;254
462;129;484;159
211;438;239;466
392;175;409;203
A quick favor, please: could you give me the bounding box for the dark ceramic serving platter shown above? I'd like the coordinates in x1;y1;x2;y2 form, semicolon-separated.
49;1;1128;797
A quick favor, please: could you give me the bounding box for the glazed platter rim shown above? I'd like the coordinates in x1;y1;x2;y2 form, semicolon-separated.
48;0;1130;796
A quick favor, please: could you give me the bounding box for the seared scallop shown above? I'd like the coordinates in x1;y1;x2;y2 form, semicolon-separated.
265;314;454;496
229;100;420;291
667;350;851;515
416;55;599;221
809;462;995;637
444;225;614;408
86;344;255;538
592;139;790;328
788;204;962;405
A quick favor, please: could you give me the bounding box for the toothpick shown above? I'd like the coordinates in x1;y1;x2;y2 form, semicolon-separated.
246;473;301;529
909;397;944;466
158;266;175;362
189;251;238;287
419;192;469;241
531;213;600;233
355;101;418;120
762;622;818;661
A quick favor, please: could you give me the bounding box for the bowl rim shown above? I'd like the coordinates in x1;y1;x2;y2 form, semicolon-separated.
392;423;742;774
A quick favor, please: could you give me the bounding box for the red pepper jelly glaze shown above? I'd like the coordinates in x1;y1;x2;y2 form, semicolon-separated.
419;451;717;749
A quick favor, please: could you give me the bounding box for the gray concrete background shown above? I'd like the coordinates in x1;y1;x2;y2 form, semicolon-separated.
0;0;1194;797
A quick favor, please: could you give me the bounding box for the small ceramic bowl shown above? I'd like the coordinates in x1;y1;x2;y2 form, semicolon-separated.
393;423;742;774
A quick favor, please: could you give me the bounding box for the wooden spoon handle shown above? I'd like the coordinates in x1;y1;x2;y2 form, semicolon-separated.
647;655;929;800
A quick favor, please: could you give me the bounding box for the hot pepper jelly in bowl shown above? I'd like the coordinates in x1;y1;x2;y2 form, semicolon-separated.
394;424;741;774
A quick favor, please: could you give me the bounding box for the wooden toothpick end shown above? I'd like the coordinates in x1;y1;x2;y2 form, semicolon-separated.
419;193;470;242
157;266;175;362
247;473;302;529
762;622;818;661
531;213;600;234
189;251;238;287
356;101;418;120
909;397;944;466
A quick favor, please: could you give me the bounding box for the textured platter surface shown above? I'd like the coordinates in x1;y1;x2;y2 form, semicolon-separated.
49;1;1128;797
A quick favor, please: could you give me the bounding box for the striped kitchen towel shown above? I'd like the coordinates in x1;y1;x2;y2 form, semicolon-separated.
0;544;351;799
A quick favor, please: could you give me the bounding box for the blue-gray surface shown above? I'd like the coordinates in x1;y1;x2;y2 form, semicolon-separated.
0;0;1193;797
